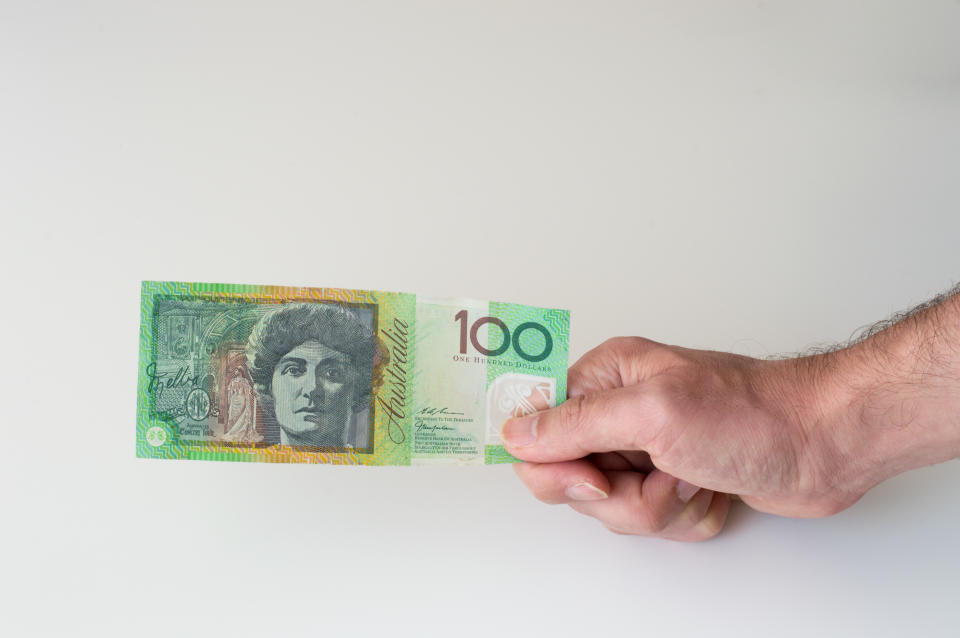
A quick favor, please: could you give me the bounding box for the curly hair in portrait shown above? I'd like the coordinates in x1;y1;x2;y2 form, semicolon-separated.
245;303;382;439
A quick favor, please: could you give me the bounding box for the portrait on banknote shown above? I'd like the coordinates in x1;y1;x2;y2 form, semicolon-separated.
247;303;378;448
146;297;379;451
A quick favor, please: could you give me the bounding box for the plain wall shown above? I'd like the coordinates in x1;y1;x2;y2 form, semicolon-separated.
2;2;958;636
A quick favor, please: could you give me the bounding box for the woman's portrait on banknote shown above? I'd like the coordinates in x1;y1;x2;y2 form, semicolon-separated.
246;303;379;449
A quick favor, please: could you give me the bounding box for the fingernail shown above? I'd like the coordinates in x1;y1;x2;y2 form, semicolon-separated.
565;482;609;501
501;415;538;447
676;480;700;503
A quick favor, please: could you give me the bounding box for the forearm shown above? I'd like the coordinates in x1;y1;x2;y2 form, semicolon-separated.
810;288;960;492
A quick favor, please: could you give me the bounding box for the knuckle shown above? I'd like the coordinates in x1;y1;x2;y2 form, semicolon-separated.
601;336;636;349
633;373;698;457
601;336;656;357
600;336;629;350
629;385;675;454
558;393;588;434
635;505;672;535
649;346;694;371
628;480;671;535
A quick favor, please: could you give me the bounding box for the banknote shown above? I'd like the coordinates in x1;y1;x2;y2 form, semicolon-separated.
137;281;569;465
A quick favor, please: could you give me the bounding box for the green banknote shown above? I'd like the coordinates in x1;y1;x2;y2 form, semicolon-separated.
137;281;569;465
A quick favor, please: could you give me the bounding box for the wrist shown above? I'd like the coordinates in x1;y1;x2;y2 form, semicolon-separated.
801;307;960;495
753;354;879;506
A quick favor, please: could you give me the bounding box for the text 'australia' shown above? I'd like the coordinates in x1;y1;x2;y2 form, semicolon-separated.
377;318;410;444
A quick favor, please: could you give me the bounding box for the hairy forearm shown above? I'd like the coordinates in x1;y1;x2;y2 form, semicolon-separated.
809;287;960;492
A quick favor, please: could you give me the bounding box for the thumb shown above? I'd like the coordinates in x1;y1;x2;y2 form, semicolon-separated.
500;383;667;463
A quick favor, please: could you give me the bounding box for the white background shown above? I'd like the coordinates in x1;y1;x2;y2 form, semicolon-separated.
2;1;959;636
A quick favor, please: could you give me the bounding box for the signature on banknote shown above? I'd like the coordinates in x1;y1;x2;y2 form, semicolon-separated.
145;363;202;401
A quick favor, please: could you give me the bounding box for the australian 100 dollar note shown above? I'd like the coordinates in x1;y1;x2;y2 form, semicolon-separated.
137;281;569;465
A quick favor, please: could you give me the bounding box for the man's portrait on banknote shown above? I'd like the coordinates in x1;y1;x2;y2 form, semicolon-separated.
246;303;378;449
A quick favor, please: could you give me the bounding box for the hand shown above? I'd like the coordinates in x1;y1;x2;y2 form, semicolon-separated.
501;337;866;541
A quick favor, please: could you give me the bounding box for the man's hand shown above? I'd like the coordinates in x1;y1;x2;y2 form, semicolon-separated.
502;293;960;542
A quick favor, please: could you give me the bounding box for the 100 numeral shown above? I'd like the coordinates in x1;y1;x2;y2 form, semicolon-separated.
454;310;553;363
